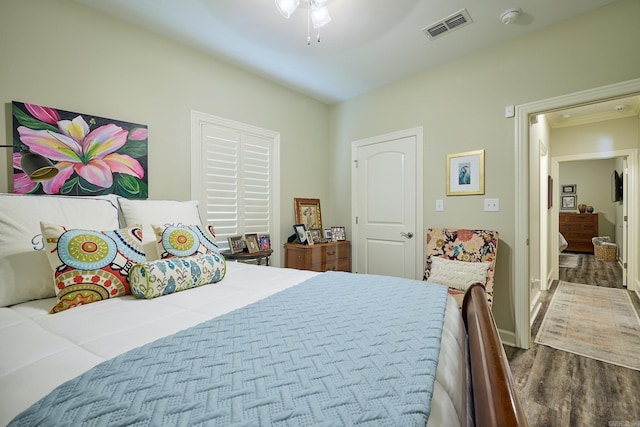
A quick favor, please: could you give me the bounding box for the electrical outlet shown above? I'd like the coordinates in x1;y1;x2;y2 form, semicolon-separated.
435;199;444;211
484;198;499;212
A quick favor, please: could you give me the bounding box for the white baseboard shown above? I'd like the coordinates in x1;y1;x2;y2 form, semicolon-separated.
499;328;517;347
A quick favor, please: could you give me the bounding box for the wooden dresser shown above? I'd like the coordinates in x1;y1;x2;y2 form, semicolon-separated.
559;213;598;253
284;241;351;272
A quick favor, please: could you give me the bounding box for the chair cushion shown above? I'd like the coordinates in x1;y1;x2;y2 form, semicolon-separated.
427;257;490;292
424;228;498;307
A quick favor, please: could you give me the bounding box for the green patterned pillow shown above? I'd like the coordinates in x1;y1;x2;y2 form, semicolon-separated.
129;253;226;299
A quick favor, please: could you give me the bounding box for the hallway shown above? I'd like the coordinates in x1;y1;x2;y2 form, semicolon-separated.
505;253;640;426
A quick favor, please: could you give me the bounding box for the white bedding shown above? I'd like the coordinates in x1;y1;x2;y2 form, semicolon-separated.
0;262;467;426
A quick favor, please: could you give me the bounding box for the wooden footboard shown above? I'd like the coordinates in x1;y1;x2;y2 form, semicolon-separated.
462;283;528;427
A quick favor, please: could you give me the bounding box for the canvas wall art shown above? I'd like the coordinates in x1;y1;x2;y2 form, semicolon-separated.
11;101;148;198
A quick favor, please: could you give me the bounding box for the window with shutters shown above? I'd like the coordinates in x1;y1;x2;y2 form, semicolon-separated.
190;111;280;258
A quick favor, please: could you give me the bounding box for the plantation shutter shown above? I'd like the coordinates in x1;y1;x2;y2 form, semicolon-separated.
191;112;280;257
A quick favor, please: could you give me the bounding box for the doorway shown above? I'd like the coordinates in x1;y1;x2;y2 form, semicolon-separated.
351;127;424;279
514;78;640;349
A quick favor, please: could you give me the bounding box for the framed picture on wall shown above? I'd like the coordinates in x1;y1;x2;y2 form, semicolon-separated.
561;184;576;194
446;150;485;195
561;195;576;210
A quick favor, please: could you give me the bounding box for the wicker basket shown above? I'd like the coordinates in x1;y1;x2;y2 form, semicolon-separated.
594;244;617;261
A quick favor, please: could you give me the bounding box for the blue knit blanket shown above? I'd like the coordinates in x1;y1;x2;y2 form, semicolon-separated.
10;272;448;426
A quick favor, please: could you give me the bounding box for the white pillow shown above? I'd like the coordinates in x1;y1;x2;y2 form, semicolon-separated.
0;194;120;307
118;198;203;260
427;257;490;292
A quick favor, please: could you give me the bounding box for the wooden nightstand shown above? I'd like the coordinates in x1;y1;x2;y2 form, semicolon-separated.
284;241;351;272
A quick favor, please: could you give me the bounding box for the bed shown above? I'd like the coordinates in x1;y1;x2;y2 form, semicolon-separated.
0;194;526;426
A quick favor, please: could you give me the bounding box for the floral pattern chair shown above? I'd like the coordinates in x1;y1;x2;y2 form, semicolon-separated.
423;228;499;308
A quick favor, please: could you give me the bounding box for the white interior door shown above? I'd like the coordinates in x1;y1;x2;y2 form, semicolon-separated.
351;128;423;279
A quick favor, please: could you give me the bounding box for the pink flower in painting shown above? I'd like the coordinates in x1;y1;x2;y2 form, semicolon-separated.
12;152;39;194
128;128;148;141
17;115;144;194
25;103;60;125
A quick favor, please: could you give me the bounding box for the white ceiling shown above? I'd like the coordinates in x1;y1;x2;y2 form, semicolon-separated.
74;0;622;104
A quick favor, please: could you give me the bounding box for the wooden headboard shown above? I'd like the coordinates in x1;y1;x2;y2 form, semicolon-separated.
462;283;529;427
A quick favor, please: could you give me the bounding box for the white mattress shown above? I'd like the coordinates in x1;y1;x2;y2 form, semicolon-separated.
0;263;467;426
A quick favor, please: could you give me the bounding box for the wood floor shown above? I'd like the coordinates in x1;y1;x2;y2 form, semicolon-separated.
504;253;640;426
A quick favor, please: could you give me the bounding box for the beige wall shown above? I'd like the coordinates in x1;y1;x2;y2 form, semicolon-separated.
0;0;331;263
551;116;640;157
329;0;640;333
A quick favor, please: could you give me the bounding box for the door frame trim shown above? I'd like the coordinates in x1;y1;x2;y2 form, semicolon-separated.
515;78;640;348
351;127;424;279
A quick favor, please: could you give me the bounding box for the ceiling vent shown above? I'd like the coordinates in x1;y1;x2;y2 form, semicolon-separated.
422;9;473;40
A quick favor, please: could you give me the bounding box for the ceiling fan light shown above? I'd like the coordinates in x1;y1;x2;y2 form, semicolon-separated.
310;1;331;29
275;0;299;18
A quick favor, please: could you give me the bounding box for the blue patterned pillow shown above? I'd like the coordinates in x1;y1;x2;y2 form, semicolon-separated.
152;223;219;258
129;253;226;299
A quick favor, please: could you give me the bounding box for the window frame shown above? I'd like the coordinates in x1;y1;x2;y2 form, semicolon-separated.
190;110;280;264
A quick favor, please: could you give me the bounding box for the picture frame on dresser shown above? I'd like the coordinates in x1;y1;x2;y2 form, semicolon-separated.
294;198;322;231
331;226;346;241
293;224;308;244
561;195;576;210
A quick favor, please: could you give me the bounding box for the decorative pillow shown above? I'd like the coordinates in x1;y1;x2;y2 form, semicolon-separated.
0;193;120;307
427;257;490;292
152;223;219;258
40;222;146;313
129;253;226;299
118;198;203;260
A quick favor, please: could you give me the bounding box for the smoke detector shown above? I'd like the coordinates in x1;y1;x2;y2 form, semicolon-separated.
500;8;521;25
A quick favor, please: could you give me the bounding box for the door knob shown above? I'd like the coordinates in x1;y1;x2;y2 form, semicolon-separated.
400;232;414;239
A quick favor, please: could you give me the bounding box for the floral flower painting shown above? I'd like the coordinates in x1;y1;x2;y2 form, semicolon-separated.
12;101;148;198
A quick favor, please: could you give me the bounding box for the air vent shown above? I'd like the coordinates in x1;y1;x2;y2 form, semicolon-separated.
422;9;473;40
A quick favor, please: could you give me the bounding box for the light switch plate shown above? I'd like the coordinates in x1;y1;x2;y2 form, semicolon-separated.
484;198;499;212
435;199;444;211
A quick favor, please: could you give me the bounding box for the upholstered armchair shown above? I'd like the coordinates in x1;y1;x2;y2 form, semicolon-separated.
423;228;499;308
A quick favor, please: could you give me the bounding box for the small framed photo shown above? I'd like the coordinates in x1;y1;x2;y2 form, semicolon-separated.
258;234;271;251
294;198;322;230
227;235;245;254
245;235;260;254
323;227;332;240
561;184;576;194
310;229;323;243
331;226;346;241
561;195;576;210
305;230;315;246
293;223;308;244
446;150;484;196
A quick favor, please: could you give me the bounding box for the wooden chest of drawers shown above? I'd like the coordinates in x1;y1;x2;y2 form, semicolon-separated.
559;213;598;253
284;241;351;272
